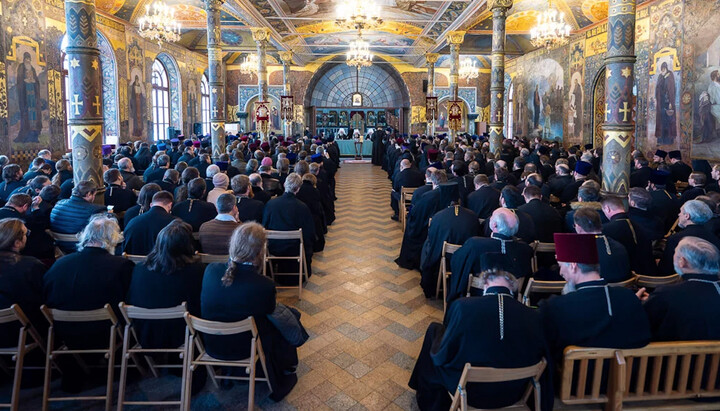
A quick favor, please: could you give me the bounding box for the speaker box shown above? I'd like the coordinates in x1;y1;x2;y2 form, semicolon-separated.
422;79;428;94
166;126;175;140
193;123;203;136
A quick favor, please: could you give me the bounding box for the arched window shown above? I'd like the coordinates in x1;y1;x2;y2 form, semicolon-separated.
201;74;211;136
507;82;514;139
152;59;170;140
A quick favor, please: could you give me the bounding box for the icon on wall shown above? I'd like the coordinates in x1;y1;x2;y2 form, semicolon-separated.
352;93;362;107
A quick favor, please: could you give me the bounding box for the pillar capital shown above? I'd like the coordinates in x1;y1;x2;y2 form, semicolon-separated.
205;0;225;12
251;27;272;43
278;51;293;65
447;31;466;45
425;53;439;65
489;0;513;10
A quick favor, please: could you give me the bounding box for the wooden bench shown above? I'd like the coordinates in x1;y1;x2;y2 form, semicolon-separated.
399;187;416;232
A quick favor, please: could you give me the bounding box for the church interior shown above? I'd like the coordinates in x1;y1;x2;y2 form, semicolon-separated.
2;0;720;410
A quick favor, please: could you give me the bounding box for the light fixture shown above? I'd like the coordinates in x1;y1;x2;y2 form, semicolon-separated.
335;0;383;31
346;32;373;69
459;58;479;80
138;1;181;46
530;0;572;49
240;53;258;75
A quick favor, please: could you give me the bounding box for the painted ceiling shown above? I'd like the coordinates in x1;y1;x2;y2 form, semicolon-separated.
95;0;652;66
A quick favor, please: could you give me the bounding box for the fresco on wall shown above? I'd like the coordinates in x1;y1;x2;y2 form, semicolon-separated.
568;41;585;145
647;49;681;148
127;39;146;140
187;79;199;128
7;39;49;147
524;58;564;141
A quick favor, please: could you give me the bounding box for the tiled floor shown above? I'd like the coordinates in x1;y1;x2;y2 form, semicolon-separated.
14;163;443;410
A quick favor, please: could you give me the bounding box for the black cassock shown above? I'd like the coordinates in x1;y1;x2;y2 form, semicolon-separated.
419;206;481;297
371;129;386;166
396;188;445;270
539;279;651;366
446;234;534;305
263;192;316;282
409;287;552;411
644;273;720;341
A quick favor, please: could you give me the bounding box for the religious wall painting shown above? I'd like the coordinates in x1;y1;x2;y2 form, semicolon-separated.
647;48;681;149
377;110;386;127
690;25;720;160
328;111;338;127
366;111;376;127
316;111;325;128
524;58;564;141
6;36;49;148
569;41;586;145
187;79;199;127
247;95;282;133
339;110;348;127
128;67;146;139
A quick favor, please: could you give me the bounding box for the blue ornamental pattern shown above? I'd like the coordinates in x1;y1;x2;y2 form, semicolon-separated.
156;53;182;129
97;32;119;139
435;87;477;113
238;85;284;112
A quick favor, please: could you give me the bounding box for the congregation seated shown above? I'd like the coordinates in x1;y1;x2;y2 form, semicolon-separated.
601;195;657;275
172;177;217;231
628;187;665;241
123;183;161;229
206;172;232;208
518;185;562;242
411;167;435;207
0;164;25;206
658;199;720;275
51;159;73;187
199;193;240;255
173;167;200;203
572;207;631;283
680;172;707;204
153;168;179;194
481;186;536;243
123;190;177;255
295;173;327;252
126;220;204;348
143;153;170;184
410;268;548;411
201;222;299;401
564;184;606;232
249;172;271;204
21;158;52;185
117;157;144;192
465;174;499;219
231;174;264;223
390;159;424;220
103;168;136;214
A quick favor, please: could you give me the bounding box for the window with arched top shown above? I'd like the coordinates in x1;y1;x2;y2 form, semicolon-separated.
201;74;210;136
152;59;170;140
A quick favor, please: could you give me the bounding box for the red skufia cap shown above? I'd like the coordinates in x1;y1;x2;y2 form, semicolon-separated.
553;233;599;264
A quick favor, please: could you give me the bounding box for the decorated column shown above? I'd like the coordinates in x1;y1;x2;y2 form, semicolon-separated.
279;51;293;138
601;0;636;196
489;0;513;156
206;0;225;159
252;28;271;141
425;53;438;136
447;31;465;142
64;0;105;200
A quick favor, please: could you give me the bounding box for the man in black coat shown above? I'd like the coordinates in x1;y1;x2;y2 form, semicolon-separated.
411;168;435;207
642;236;720;341
118;158;144;192
450;160;475;207
601;196;657;276
481;186;536;244
466;174;500;219
547;164;572;199
668;150;692;184
263;174;316;279
410;271;549;411
629;156;653;188
519;185;562;243
295;175;326;252
123;191;177;255
231;174;265;223
249;173;272;204
658;200;720;275
391;159;425;220
540;233;651;366
172;177;217;231
648;170;680;233
143;154;170;184
679;172;708;204
447;209;534;304
627;187;665;241
573;208;632;283
560;161;592;204
103;168;136;214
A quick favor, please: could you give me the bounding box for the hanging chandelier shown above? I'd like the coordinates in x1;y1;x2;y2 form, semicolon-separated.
335;0;383;31
346;32;373;69
459;58;479;80
138;1;181;46
530;0;572;49
240;53;258;75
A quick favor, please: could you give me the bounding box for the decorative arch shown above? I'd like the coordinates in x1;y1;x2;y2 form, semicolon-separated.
303;57;410;109
155;52;182;130
437;95;472;133
592;67;606;149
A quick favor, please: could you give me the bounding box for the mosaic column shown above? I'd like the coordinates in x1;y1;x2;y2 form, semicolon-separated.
425;53;438;136
447;31;465;143
252;28;271;141
489;0;513;156
601;0;636;197
64;0;105;201
279;51;293;138
206;0;225;160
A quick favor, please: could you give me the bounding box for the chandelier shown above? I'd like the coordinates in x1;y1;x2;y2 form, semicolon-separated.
459;58;479;80
240;53;258;75
335;0;383;31
530;0;572;49
346;32;373;69
138;1;181;46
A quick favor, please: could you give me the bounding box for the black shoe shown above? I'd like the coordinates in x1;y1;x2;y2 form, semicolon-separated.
391;215;399;221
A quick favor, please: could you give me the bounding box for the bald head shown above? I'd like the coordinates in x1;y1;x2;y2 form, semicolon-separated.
400;159;411;171
489;208;519;237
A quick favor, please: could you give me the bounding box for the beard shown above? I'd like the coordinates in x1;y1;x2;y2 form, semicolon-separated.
562;280;577;295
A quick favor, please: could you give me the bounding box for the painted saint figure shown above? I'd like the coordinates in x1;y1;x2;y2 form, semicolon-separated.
129;75;145;137
533;84;541;130
572;78;583;138
655;62;677;145
16;52;43;143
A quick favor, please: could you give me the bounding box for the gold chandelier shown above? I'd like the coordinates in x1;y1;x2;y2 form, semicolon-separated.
335;0;383;31
240;53;258;75
138;1;181;46
459;58;479;80
530;0;572;49
346;32;373;69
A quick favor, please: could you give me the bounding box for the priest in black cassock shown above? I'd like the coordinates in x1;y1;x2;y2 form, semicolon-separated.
540;233;651;366
371;128;386;166
395;171;451;270
446;208;534;305
572;207;632;283
409;266;551;411
419;190;481;297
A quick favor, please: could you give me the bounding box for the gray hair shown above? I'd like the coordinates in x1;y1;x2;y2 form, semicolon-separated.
477;269;519;293
284;173;303;194
206;164;220;178
249;173;262;187
489;208;519;237
682;200;713;224
675;236;720;275
118;157;134;172
309;163;320;175
77;214;123;254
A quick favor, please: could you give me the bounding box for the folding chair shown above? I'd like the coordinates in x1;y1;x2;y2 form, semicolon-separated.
521;278;565;307
399;187;416;232
0;305;48;411
531;241;555;273
609;276;636;289
40;304;121;411
435;241;462;314
199;253;229;264
46;230;79;257
121;253;146;264
117;303;188;410
634;273;680;289
262;229;308;299
183;314;272;411
449;359;547;411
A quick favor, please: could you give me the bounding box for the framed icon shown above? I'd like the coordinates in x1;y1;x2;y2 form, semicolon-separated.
352;93;362;107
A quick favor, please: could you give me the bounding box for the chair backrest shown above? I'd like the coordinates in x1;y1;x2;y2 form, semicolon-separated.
122;253;147;264
46;229;79;243
265;229;302;241
559;346;622;405
40;304;118;326
521;278;565;306
442;241;462;259
620;341;720;402
199;253;229;264
534;241;556;254
634;273;680;289
184;313;257;337
119;302;187;323
0;304;29;327
401;186;416;199
609;277;636;289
